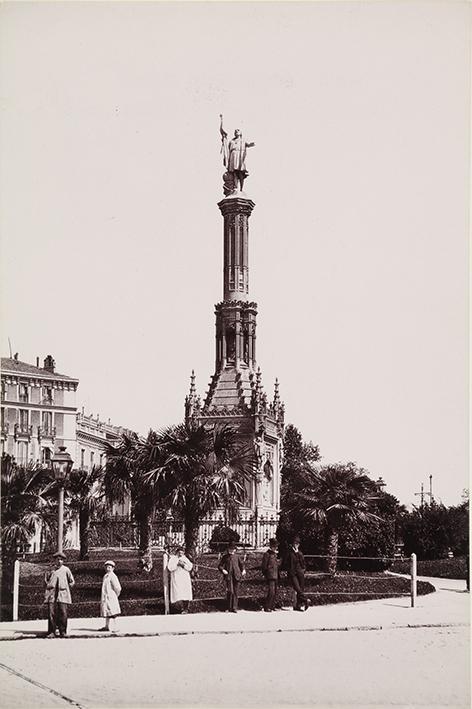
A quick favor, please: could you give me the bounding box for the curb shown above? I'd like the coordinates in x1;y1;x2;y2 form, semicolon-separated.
0;621;468;641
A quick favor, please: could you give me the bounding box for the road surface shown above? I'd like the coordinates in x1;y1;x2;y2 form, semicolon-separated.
0;624;469;708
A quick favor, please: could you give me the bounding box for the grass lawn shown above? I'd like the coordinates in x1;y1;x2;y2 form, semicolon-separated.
12;549;435;621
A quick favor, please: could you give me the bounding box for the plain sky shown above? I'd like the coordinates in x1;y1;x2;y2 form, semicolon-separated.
0;1;469;506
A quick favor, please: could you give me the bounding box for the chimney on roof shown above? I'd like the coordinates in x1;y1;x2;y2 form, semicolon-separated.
43;355;55;373
36;357;40;367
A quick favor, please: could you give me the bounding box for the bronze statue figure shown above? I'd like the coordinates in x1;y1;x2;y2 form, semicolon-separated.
220;114;255;195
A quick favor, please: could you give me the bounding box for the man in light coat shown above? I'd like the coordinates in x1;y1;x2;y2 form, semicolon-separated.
167;546;193;614
44;551;75;638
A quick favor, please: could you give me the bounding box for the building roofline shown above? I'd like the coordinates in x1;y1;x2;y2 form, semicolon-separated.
1;357;79;383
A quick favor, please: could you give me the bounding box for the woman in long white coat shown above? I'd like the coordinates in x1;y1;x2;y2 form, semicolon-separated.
167;547;193;613
99;560;122;632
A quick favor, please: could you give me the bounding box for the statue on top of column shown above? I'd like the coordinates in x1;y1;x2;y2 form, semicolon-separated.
219;114;255;196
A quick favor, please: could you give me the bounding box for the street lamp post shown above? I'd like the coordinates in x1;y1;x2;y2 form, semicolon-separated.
51;446;73;554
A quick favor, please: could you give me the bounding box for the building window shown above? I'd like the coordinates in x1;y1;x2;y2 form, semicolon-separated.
81;448;85;468
42;411;53;434
1;381;6;402
17;441;28;465
42;386;53;405
90;451;94;467
19;409;29;428
99;453;104;467
19;383;29;403
42;447;52;466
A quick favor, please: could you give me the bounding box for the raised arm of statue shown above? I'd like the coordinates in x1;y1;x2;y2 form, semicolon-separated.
219;114;227;139
219;114;228;168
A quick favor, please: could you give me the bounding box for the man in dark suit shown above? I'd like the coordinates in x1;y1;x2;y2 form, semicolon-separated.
261;538;280;612
287;535;309;611
218;541;246;612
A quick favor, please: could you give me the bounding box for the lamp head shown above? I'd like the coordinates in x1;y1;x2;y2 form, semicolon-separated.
51;446;73;482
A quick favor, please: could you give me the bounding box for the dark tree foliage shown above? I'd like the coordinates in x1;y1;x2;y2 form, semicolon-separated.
339;492;406;570
209;524;241;552
145;421;255;560
278;424;321;551
400;499;469;559
1;453;54;559
277;425;406;571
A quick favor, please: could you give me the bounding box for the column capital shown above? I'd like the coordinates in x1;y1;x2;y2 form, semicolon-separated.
217;196;255;217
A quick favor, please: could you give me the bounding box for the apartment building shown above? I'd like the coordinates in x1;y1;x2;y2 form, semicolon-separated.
1;355;78;465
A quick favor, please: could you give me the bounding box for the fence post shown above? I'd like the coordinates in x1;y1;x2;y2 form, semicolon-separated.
410;553;417;607
163;551;170;615
13;559;20;621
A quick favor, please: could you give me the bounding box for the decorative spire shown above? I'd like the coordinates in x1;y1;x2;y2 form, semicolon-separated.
189;369;196;398
185;370;197;423
273;378;280;407
255;366;262;390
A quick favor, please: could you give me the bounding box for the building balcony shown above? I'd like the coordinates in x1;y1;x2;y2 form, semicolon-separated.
14;423;33;441
0;422;9;439
41;397;54;406
38;425;56;442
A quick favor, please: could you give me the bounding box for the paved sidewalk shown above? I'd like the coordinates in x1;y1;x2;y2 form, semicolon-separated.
0;576;468;641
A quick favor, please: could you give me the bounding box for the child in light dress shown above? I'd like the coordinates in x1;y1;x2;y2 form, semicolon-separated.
99;560;121;632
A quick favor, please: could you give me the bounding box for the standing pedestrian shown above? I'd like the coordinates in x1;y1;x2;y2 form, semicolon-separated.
261;538;280;612
167;546;193;614
287;535;309;611
218;541;246;613
99;560;122;632
44;551;75;638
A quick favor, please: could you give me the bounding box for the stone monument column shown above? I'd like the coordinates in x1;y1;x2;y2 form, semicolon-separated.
215;196;257;372
218;196;254;302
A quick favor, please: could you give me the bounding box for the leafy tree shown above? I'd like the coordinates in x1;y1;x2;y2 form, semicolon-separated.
1;454;53;559
289;463;380;574
64;466;106;560
278;424;321;547
447;498;469;557
104;431;169;572
401;499;469;559
339;491;406;570
147;422;255;559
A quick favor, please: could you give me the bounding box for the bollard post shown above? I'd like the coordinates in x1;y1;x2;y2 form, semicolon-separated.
410;553;417;608
163;551;170;615
13;559;20;621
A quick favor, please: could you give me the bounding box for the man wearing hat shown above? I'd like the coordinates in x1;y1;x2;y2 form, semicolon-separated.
261;538;281;612
218;541;246;613
287;535;309;611
44;552;75;638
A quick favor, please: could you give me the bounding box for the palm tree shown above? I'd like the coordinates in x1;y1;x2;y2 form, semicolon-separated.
65;465;106;560
293;463;380;574
103;431;168;572
1;454;53;559
147;422;255;559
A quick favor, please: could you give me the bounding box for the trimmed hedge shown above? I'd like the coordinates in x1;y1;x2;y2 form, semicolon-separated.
391;557;467;580
11;550;435;621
